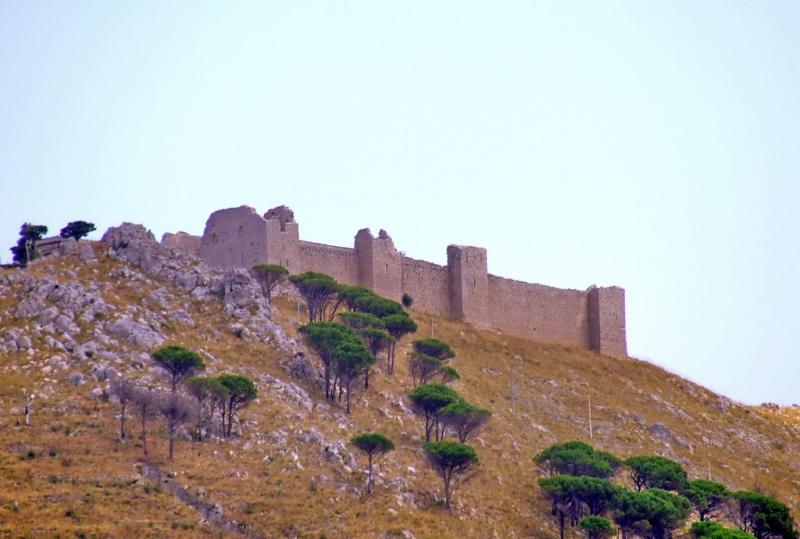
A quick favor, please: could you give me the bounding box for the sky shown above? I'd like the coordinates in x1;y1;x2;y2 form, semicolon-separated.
1;1;797;405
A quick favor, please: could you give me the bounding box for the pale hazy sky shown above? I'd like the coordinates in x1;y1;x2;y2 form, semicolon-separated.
1;2;797;405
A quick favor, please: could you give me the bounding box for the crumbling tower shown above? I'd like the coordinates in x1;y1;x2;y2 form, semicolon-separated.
263;205;300;273
355;228;402;301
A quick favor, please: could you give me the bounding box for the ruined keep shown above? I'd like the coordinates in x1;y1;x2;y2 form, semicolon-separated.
175;205;627;357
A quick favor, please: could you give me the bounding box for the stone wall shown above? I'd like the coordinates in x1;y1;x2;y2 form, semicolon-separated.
161;232;201;255
488;276;590;348
399;257;451;317
190;204;628;357
298;241;360;285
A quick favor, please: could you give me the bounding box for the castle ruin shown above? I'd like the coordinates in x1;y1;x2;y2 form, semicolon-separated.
164;205;627;357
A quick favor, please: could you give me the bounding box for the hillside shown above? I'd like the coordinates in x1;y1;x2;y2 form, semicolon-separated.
0;226;797;538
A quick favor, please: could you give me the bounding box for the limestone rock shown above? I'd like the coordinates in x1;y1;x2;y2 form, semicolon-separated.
55;314;81;337
106;317;164;349
279;352;324;388
102;222;156;250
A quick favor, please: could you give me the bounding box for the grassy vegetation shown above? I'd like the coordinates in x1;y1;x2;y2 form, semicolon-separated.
0;251;797;537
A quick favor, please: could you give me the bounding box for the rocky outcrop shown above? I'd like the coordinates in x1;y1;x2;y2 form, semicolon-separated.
102;223;267;313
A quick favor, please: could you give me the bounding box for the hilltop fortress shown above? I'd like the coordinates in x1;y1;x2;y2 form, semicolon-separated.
163;205;627;357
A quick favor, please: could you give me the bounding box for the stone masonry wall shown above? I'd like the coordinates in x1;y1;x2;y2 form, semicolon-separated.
192;205;628;357
488;276;590;348
161;232;202;255
299;241;360;285
399;258;451;317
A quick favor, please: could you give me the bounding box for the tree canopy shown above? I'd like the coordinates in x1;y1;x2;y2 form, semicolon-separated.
352;294;404;318
539;475;622;538
217;374;257;437
59;220;96;241
424;440;479;509
10;223;48;266
612;488;692;539
535;441;621;479
683;479;729;521
338;286;374;310
382;313;418;374
186;376;229;440
338;311;384;330
300;321;357;399
579;516;616;539
408;352;445;387
151;345;205;393
438;400;491;442
332;339;375;413
351;432;395;493
412;338;455;361
691;521;756;539
251;264;288;301
408;383;461;442
289;272;343;322
625;455;688;492
733;491;798;539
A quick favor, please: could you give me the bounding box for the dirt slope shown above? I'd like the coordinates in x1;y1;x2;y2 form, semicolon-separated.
0;234;797;538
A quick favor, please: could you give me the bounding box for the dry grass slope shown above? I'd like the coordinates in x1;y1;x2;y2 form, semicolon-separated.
0;249;797;538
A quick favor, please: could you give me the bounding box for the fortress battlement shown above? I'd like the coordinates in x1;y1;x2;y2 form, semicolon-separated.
162;205;627;357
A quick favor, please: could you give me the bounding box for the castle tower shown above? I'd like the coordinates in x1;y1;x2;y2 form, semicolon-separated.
263;205;300;273
447;245;489;327
355;228;402;301
198;205;269;268
587;286;628;357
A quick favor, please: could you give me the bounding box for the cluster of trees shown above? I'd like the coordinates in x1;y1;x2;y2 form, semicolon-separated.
277;277;491;510
404;381;490;508
350;429;482;510
408;383;490;443
110;345;256;460
9;220;95;266
10;223;48;266
293;272;418;413
408;338;458;386
535;441;798;539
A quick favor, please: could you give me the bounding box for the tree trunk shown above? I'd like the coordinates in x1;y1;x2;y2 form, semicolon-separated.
324;363;331;399
120;404;127;441
559;511;565;539
220;402;226;438
364;368;369;389
226;402;234;438
168;424;174;460
141;412;148;456
444;472;452;509
24;391;31;426
367;453;373;493
425;416;434;442
346;380;351;414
